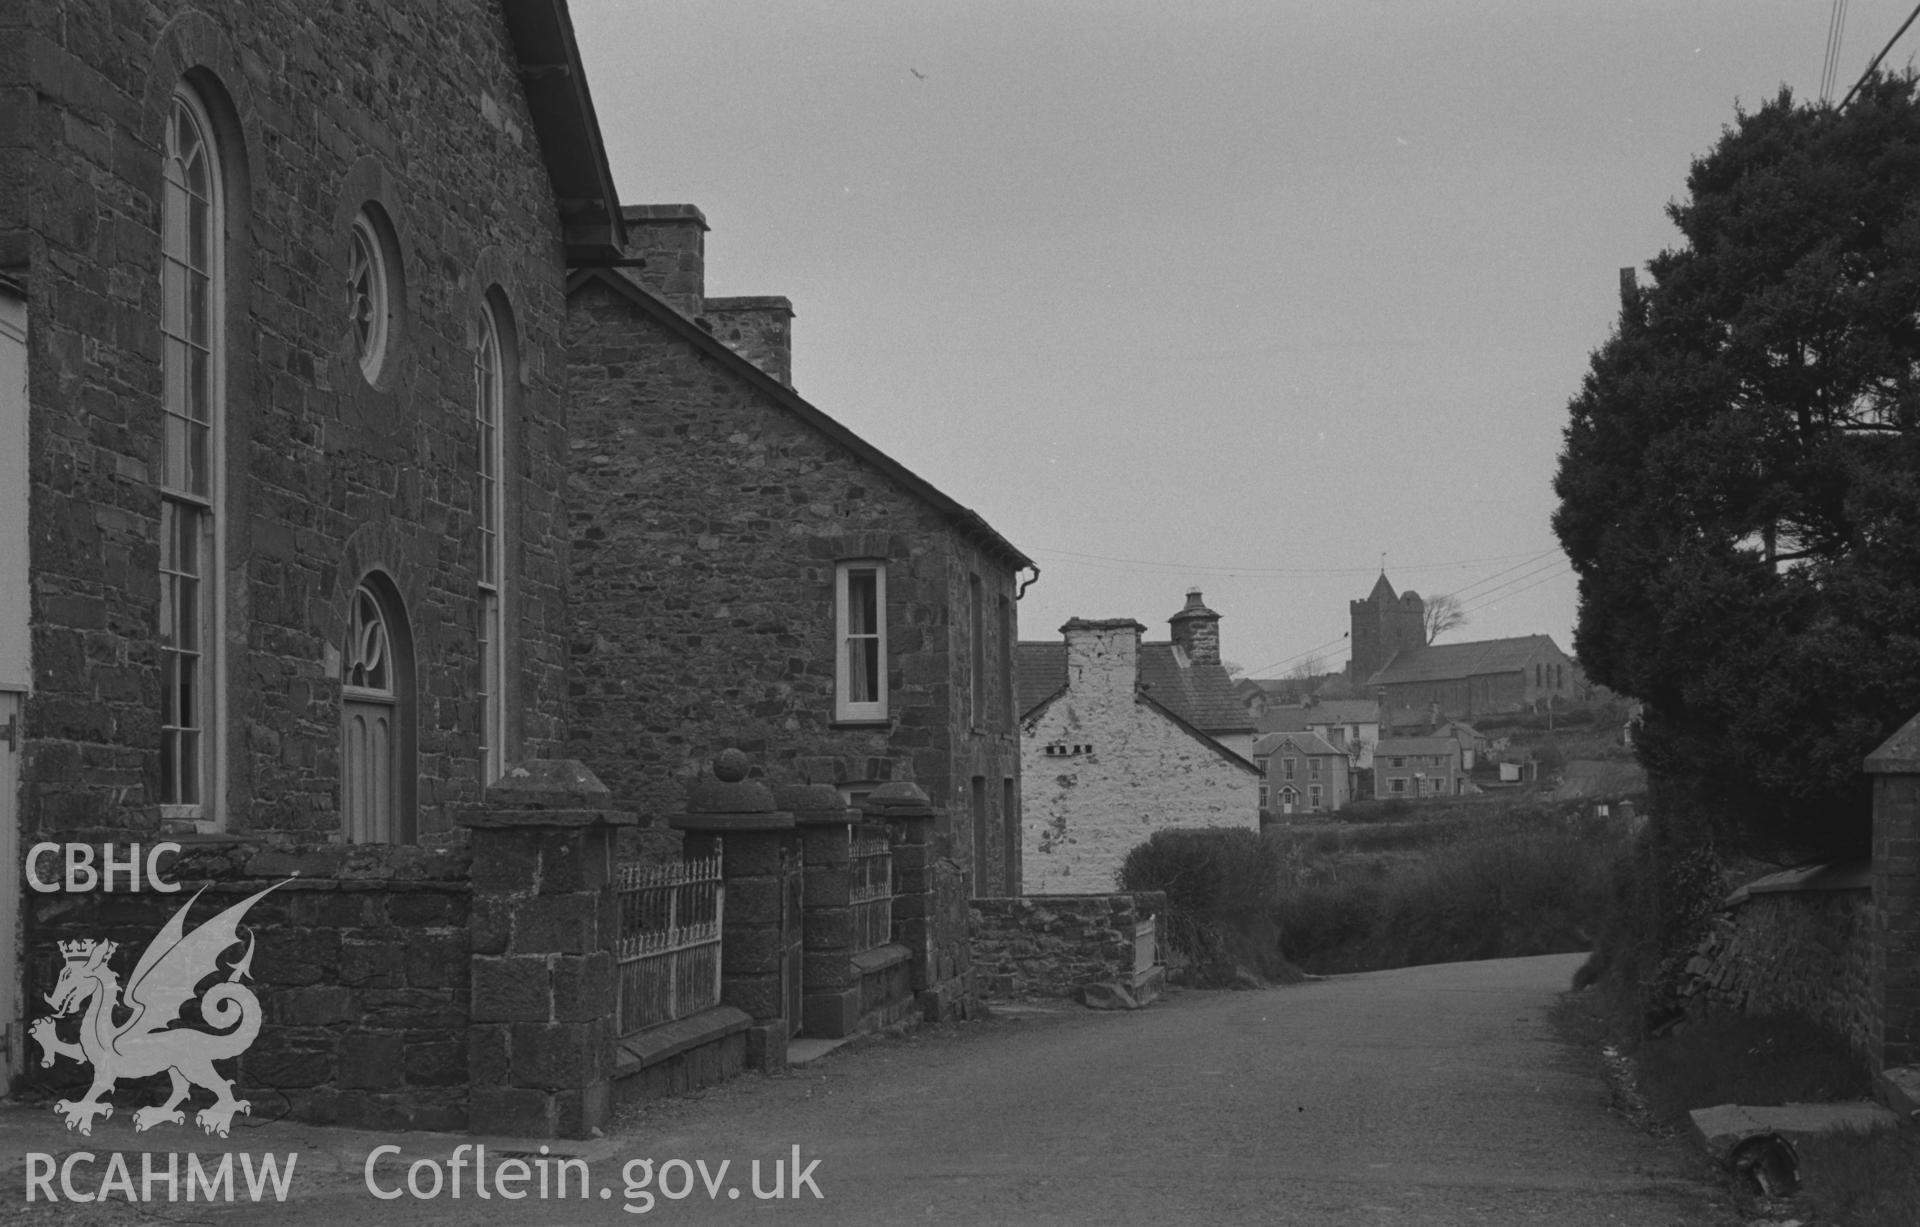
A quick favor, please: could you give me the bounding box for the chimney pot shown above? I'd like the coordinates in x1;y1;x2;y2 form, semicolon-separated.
1167;590;1222;666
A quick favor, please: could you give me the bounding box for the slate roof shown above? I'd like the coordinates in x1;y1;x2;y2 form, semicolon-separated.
1252;731;1347;759
1298;699;1379;726
1376;736;1467;755
1136;691;1258;773
1015;640;1253;735
1254;705;1310;733
1016;642;1068;719
1137;644;1253;735
1367;635;1564;686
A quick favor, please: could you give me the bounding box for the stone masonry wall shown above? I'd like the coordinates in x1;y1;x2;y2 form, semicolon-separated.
1676;888;1876;1065
972;892;1167;999
26;840;472;1131
1871;768;1920;1072
567;273;1025;1013
16;0;571;841
1022;624;1257;894
565;276;1020;867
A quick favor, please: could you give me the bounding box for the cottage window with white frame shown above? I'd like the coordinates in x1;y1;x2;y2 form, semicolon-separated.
474;302;506;783
158;85;224;824
835;562;886;722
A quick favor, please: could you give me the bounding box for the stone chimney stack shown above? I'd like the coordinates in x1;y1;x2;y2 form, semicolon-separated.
1062;618;1146;705
620;203;707;317
1167;589;1222;666
619;204;795;388
705;295;795;388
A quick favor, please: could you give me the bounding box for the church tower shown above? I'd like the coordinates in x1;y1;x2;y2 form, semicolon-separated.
1348;572;1426;684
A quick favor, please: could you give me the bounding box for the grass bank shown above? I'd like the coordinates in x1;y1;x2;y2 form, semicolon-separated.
1560;994;1918;1226
1566;809;1920;1227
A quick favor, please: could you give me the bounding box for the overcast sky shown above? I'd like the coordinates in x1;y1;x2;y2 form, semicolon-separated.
568;0;1907;679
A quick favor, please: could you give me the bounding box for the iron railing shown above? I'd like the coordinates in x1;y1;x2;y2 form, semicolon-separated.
615;852;723;1036
849;826;893;953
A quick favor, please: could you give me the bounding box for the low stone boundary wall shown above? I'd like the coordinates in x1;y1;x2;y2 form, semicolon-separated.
970;892;1166;1001
1675;862;1874;1064
25;838;474;1132
854;943;916;1032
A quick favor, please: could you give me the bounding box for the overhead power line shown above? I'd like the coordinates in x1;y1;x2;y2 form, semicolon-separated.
1025;545;1555;579
1822;0;1850;102
1454;558;1572;615
1243;557;1574;681
1838;0;1920;112
1430;550;1564;603
1456;562;1573;618
1246;634;1353;680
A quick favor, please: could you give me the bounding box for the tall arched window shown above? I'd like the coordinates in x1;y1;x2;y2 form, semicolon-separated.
158;85;224;824
475;301;506;783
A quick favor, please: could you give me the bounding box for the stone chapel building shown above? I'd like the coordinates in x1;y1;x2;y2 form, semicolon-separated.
3;0;627;1125
1;0;1027;1133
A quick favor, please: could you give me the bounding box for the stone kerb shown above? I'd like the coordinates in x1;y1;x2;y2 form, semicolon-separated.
1866;713;1920;1086
668;751;801;1073
461;759;639;1139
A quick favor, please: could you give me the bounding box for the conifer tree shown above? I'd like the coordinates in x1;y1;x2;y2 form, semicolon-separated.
1555;74;1920;860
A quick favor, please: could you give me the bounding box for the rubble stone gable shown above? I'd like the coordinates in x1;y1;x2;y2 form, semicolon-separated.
565;276;1023;860
19;0;574;840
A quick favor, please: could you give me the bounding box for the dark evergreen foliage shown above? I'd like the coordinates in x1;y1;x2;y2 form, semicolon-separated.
1554;74;1920;860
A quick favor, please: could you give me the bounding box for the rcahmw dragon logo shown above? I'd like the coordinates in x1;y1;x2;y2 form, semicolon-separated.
29;879;291;1137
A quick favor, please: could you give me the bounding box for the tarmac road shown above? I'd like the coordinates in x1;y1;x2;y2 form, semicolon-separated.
0;952;1740;1226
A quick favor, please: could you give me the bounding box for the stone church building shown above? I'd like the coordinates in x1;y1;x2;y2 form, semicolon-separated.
1347;573;1577;723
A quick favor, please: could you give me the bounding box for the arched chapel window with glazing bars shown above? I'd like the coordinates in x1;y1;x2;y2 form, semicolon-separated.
158;85;224;823
474;303;505;783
